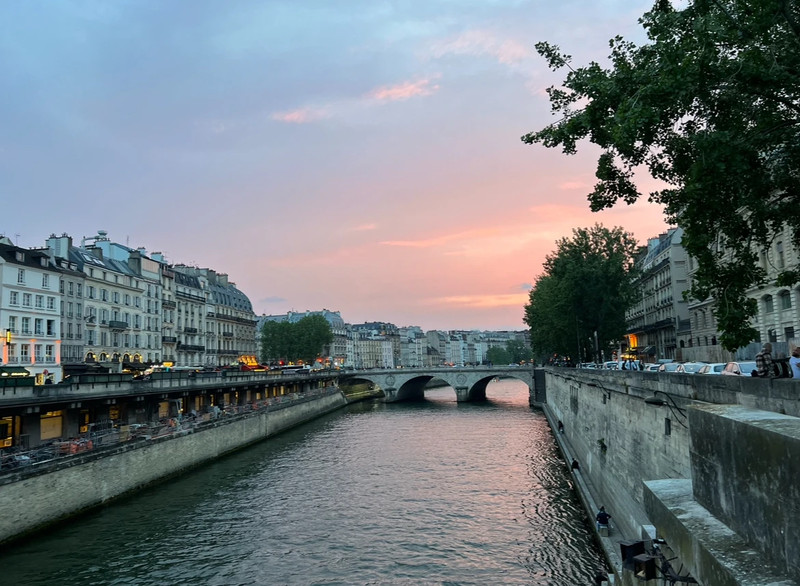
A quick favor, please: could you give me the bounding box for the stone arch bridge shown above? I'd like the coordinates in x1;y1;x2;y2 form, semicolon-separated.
339;366;534;402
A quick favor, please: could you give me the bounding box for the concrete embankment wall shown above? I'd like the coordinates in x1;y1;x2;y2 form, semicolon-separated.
541;367;800;584
0;390;348;545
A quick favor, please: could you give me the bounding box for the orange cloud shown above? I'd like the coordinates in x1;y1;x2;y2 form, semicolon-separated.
380;227;503;248
429;292;530;309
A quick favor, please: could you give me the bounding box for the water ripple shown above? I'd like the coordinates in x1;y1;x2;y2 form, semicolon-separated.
3;381;607;585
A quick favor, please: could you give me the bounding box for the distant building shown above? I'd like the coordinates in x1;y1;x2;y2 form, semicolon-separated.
0;237;63;382
625;228;690;362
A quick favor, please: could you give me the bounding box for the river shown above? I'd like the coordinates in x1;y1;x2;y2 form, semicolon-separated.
3;379;607;585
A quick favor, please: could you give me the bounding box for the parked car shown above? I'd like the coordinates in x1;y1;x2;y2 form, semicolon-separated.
697;362;726;375
603;361;618;370
676;362;707;374
657;362;682;373
721;361;758;376
643;363;660;372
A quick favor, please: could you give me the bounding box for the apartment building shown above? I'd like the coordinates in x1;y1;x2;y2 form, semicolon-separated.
0;238;63;383
625;228;690;361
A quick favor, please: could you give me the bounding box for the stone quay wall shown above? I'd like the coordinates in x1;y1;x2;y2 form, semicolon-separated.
540;367;800;584
0;389;348;545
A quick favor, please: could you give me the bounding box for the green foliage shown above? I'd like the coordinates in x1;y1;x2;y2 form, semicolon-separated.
524;224;639;360
523;0;800;350
486;346;511;365
260;315;333;364
505;339;533;363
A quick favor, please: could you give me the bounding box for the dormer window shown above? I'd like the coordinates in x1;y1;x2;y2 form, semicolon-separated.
15;251;24;262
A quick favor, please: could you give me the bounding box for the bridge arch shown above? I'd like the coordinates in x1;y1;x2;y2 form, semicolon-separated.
339;367;534;403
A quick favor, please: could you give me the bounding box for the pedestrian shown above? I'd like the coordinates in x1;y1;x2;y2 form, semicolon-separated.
755;343;776;378
557;420;564;433
596;506;611;531
790;347;800;379
571;459;580;472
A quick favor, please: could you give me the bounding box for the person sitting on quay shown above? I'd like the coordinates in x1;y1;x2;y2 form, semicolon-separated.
596;506;611;532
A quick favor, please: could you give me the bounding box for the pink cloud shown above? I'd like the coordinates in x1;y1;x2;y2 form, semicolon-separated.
271;108;327;124
429;30;531;65
352;223;377;231
367;78;439;102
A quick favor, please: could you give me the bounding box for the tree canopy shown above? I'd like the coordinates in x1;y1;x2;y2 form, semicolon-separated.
486;340;533;365
260;315;333;365
523;0;800;350
524;225;639;361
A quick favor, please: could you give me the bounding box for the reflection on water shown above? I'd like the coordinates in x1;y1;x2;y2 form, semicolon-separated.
3;380;606;585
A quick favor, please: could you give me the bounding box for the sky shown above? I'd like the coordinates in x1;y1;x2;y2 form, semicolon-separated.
0;0;669;332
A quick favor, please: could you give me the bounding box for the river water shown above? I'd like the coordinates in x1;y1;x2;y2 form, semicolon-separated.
3;379;607;585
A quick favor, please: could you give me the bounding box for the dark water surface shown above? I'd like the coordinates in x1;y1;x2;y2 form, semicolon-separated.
3;380;606;585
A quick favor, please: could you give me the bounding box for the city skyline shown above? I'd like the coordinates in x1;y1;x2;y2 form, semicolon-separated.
1;1;669;332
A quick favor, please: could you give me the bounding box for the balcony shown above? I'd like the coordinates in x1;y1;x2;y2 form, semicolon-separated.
181;344;205;352
176;290;206;303
222;332;234;338
162;336;178;344
184;327;198;334
108;320;129;331
162;299;176;309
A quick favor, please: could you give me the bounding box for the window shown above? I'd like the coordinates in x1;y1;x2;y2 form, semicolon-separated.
124;294;130;306
67;302;74;318
780;291;791;310
777;241;785;268
47;320;55;337
76;283;82;297
87;286;95;299
113;292;120;304
68;281;74;295
22;293;32;307
45;345;54;361
35;319;44;336
21;318;30;335
17;269;25;284
35;295;44;308
8;316;17;333
42;274;49;288
764;295;774;313
47;297;55;310
9;291;18;306
785;327;795;341
60;279;65;294
101;289;108;302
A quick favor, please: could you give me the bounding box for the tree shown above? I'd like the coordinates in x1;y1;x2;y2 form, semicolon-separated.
294;315;334;364
260;316;333;364
524;225;639;361
523;0;800;350
505;339;534;363
486;346;511;365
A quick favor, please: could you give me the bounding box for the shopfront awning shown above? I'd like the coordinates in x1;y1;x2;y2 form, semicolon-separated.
0;366;32;377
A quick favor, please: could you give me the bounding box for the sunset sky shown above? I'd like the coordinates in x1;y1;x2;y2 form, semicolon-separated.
1;1;669;331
